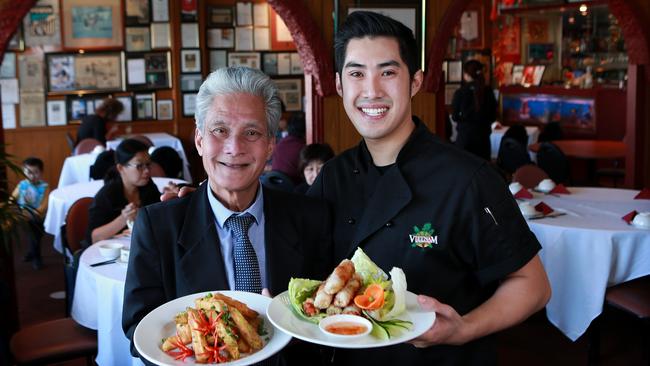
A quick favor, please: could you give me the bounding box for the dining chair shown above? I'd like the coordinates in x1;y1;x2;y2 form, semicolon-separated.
503;124;528;148
74;138;103;155
512;164;549;189
537;142;570;184
10;318;97;365
61;197;94;316
496;137;531;174
260;170;295;192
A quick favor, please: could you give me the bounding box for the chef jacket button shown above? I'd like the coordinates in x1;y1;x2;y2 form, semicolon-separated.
385;221;393;227
352;168;360;174
347;218;356;225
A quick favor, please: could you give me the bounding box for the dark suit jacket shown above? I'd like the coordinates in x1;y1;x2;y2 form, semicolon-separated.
122;182;334;360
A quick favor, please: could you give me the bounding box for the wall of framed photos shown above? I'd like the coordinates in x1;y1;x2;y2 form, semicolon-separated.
1;0;304;186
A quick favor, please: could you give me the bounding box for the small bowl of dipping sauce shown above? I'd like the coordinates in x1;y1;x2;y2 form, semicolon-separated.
319;314;372;339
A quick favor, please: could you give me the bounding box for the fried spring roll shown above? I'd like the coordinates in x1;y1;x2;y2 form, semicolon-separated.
323;259;355;295
314;283;333;309
333;274;362;307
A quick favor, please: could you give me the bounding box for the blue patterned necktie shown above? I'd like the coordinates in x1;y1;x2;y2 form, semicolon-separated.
225;213;262;294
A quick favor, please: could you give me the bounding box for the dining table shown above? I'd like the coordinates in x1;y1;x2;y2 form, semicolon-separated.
522;187;650;341
71;237;145;366
57;152;102;188
43;177;185;253
106;132;192;183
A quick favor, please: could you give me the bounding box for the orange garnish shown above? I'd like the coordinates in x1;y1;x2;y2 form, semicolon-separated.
353;284;385;310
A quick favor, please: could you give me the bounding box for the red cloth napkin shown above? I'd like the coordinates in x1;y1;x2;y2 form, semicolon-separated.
634;188;650;199
535;202;554;215
514;188;533;199
622;210;638;224
550;184;570;194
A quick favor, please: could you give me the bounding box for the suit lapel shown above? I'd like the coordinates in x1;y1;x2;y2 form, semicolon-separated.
177;183;230;292
349;162;412;257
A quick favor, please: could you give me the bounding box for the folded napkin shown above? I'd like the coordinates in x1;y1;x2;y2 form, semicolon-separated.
634;188;650;200
514;188;533;199
550;184;570;194
534;202;554;216
622;210;638;224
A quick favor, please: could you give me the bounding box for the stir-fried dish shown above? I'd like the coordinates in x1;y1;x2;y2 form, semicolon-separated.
289;248;412;339
161;292;268;363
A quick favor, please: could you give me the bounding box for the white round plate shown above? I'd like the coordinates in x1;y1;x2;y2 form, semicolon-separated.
266;290;435;349
134;290;291;366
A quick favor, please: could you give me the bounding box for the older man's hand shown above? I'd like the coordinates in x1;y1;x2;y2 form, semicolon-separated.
160;183;196;201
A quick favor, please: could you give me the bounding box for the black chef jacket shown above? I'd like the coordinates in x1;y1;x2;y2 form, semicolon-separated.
308;118;541;365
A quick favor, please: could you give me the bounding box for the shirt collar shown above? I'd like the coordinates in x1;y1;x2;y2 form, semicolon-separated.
206;182;265;229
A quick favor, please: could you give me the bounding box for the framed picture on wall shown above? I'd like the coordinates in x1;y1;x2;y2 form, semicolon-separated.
207;28;234;48
227;52;260;69
180;73;203;91
182;92;197;117
447;60;462;83
1;53;17;78
46;52;124;94
181;0;198;22
181;49;201;72
7;27;25;51
151;0;169;22
209;50;227;71
181;23;199;48
46;100;67;126
125;0;150;25
273;78;302;111
207;6;234;27
20;93;46;127
150;22;171;49
23;0;61;47
262;53;278;75
61;0;123;49
115;95;133;121
125;51;171;90
66;95;88;123
455;5;484;50
156;99;173;120
125;27;151;51
134;92;155;119
528;43;554;64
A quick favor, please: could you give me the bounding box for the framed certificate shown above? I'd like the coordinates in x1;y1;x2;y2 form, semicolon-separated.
151;0;169;21
182;92;197;117
181;49;201;73
156;99;173;120
227;52;260;69
134;92;156;119
125;27;151;51
46;100;67;126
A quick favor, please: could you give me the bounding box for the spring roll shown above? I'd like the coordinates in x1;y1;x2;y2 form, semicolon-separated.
323;259;355;295
314;283;333;309
333;274;362;307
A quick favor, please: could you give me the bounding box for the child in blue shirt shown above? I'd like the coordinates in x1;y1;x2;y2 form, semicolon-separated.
11;157;50;270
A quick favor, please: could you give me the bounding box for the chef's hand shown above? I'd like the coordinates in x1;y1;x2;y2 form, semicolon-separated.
408;295;467;347
160;185;196;201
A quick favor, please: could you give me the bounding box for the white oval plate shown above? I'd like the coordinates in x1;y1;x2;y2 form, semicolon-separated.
134;290;291;366
266;290;435;349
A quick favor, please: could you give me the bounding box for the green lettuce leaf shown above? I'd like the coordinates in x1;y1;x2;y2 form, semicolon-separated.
287;277;326;324
350;248;388;285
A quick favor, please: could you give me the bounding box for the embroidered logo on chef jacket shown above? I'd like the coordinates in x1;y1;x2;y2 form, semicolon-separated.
409;223;438;249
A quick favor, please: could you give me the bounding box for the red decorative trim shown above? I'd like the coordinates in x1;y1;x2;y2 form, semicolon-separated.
267;0;335;97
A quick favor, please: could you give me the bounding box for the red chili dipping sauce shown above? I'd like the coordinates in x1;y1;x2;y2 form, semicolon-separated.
324;321;367;335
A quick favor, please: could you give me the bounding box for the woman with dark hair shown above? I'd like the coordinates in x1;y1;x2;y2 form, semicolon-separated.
294;143;335;194
86;139;160;245
451;60;497;160
76;97;124;145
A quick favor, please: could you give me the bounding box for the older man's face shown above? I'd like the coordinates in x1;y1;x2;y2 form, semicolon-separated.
195;93;274;209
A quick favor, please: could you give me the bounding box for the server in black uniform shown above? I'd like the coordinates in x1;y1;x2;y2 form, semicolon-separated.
307;11;551;365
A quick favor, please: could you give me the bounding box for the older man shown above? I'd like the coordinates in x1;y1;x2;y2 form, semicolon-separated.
122;67;333;362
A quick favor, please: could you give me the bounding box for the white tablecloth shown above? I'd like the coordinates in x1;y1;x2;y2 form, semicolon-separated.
524;187;650;340
71;237;144;366
490;125;540;159
107;132;192;183
44;177;185;253
58;152;101;188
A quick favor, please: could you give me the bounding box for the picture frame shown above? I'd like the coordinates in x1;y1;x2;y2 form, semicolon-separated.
277;52;291;75
254;27;270;50
227;52;261;69
2;104;17;129
20;93;46;127
263;53;278;75
125;51;172;90
447;60;462;83
181;0;198;22
151;0;169;22
528;43;554;64
180;73;203;91
236;2;253;26
209;50;228;71
290;53;303;75
66;95;88;123
273;79;302;111
207;6;234;27
253;3;269;26
207;28;234;48
270;12;295;50
18;54;45;92
456;5;484;50
134;92;156;119
46;52;124;94
182;92;197;117
23;0;61;47
0;53;16;79
46;99;67;126
125;0;150;25
235;27;254;51
115;95;133;121
150;22;171;49
61;0;123;49
7;27;25;51
442;61;448;83
347;6;419;56
181;23;199;48
156;99;173;120
532;65;546;86
181;49;201;73
125;27;151;51
0;79;19;104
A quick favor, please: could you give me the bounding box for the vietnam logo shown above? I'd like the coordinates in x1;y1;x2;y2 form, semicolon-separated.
409;223;438;249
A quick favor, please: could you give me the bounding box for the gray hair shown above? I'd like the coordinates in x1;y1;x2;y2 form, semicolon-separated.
195;67;281;137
